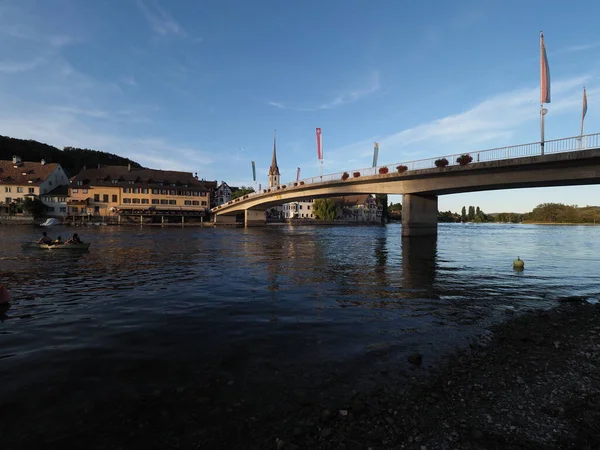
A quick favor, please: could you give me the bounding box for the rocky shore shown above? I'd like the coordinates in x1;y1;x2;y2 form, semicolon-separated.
1;301;598;450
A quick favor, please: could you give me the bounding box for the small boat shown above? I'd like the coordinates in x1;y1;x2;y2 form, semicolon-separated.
40;218;61;227
21;242;91;250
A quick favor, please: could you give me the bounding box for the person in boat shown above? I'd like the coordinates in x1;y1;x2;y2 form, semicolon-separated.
0;285;11;304
54;236;63;245
37;232;52;244
65;233;82;245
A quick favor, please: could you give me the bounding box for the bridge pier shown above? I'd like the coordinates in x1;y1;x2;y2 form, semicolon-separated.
402;194;438;237
245;210;266;227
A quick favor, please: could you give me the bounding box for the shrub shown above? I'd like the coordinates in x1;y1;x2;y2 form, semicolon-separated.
456;154;473;166
353;172;361;178
341;172;350;181
396;165;408;173
435;158;449;168
378;167;389;174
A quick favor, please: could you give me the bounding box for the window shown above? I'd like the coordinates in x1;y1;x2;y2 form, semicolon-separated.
28;188;34;194
170;183;176;187
94;206;100;214
123;198;132;204
142;188;148;194
201;201;207;206
200;192;207;197
300;205;303;210
152;199;159;204
161;189;167;195
17;187;23;193
192;191;199;197
185;191;191;196
141;198;149;204
160;199;168;205
123;188;130;193
60;207;66;213
170;190;176;195
103;194;109;202
73;188;78;193
112;195;117;202
48;181;53;186
307;205;311;210
94;194;100;201
192;201;199;206
184;200;192;206
152;189;159;194
168;200;176;205
82;189;88;194
77;181;83;186
112;180;118;184
72;207;78;213
133;198;141;204
81;208;87;214
4;187;10;193
133;188;140;194
128;181;134;185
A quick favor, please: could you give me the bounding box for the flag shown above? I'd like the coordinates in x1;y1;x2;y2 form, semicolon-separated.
583;86;588;120
540;32;551;103
296;167;301;182
372;142;379;167
316;127;323;160
251;161;256;182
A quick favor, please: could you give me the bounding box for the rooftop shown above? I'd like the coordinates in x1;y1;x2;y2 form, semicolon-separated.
0;159;61;186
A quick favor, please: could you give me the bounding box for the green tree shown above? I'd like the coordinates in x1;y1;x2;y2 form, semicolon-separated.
375;194;388;223
313;198;339;220
22;197;47;217
461;206;467;221
468;206;475;221
231;186;255;200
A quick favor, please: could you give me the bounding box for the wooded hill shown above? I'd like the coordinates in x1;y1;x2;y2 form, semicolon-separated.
0;135;141;177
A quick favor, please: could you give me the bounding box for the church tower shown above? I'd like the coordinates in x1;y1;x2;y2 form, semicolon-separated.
268;132;280;187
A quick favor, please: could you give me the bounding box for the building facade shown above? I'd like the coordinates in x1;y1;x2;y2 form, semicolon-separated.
214;181;239;206
68;165;214;220
0;156;69;215
40;186;69;217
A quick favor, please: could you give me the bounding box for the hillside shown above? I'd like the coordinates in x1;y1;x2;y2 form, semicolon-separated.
0;135;142;177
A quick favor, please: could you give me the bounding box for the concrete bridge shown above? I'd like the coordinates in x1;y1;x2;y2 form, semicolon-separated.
212;133;600;236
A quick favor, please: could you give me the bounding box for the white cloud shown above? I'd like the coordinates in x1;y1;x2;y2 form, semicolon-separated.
0;57;43;73
268;72;381;111
556;43;600;54
136;0;188;38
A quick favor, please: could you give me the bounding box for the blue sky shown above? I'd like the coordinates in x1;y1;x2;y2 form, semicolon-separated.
1;0;599;213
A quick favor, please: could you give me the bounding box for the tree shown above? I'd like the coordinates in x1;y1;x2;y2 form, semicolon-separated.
468;206;475;221
461;206;467;221
375;194;388;223
231;186;255;200
313;199;339;220
22;197;47;218
476;206;481;216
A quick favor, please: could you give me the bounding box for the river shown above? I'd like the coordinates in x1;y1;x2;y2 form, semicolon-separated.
0;223;599;447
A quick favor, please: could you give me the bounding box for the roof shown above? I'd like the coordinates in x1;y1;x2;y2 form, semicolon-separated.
0;160;60;186
70;166;217;191
41;185;69;197
332;195;374;207
268;135;280;176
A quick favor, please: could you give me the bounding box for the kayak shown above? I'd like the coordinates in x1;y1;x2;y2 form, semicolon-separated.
21;242;91;250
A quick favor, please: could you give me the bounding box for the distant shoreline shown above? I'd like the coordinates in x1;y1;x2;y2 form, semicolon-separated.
520;221;600;226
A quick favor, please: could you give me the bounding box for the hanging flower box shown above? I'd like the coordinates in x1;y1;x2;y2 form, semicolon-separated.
299;181;305;185
396;165;408;173
378;167;389;174
456;154;473;166
341;172;350;181
435;158;449;168
293;182;298;187
353;172;361;178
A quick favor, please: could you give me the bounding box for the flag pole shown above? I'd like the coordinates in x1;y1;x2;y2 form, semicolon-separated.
540;32;545;155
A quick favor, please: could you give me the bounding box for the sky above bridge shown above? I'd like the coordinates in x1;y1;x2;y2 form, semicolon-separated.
1;0;599;213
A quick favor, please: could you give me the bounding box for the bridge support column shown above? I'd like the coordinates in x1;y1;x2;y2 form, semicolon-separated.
402;194;438;237
245;210;266;227
214;214;237;225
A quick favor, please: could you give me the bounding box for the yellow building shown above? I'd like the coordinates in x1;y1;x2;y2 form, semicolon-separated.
68;165;216;221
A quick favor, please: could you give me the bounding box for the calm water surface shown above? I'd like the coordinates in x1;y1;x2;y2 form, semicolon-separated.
1;223;599;438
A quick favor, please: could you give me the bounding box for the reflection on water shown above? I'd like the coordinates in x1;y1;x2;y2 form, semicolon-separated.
1;223;600;445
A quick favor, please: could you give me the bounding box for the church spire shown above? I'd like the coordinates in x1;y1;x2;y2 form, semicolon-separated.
268;130;280;187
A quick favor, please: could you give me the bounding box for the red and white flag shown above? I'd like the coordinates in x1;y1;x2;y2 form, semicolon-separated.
316;127;323;160
540;32;551;104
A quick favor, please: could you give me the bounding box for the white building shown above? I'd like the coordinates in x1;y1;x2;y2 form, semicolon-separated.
0;156;69;215
214;181;239;206
40;186;69;217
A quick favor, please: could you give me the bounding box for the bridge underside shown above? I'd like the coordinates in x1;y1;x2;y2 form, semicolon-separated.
213;148;600;234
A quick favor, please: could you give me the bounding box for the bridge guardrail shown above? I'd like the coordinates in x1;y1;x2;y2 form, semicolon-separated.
225;133;600;206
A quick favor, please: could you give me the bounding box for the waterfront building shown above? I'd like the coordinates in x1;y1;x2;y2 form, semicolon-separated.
334;194;382;222
40;186;69;217
68;165;215;221
215;181;239;206
281;200;315;219
0;156;69;215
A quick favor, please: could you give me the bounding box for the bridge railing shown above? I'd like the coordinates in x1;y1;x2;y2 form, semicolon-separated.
226;133;600;206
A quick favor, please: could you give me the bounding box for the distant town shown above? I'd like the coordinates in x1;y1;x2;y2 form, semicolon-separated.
1;134;599;225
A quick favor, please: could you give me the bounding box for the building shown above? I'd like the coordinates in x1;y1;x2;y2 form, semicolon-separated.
0;156;69;215
215;181;239;206
268;134;280;188
40;186;69;217
68;165;215;221
334;195;382;222
281;200;315;219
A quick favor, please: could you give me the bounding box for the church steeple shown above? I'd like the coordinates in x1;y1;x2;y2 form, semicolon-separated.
268;131;280;187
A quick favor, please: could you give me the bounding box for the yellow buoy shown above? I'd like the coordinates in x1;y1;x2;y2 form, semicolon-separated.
513;257;524;269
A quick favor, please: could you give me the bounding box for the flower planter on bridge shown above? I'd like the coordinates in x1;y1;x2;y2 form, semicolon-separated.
353;172;361;178
456;154;473;166
397;165;408;173
378;167;389;174
435;158;449;168
341;172;350;181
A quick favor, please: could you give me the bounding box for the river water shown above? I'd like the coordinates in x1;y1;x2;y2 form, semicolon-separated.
1;223;599;446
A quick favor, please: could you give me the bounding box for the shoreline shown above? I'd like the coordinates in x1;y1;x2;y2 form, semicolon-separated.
1;301;598;449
